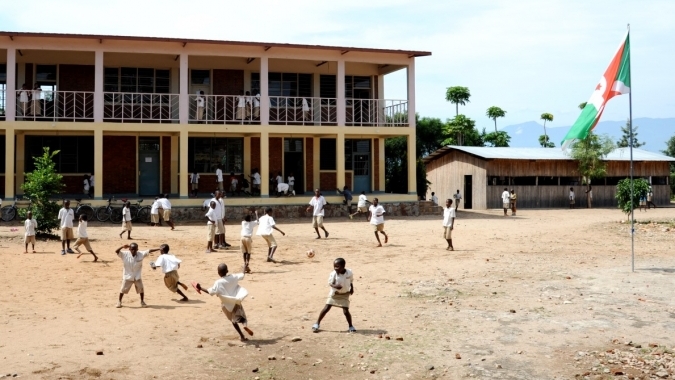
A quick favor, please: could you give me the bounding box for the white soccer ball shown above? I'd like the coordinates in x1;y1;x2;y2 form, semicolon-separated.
306;249;315;258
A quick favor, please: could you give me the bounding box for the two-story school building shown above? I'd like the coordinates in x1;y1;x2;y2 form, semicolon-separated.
0;31;430;206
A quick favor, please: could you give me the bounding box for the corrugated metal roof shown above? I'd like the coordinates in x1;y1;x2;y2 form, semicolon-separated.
423;146;675;163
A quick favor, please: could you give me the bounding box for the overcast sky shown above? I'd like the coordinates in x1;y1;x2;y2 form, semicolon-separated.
1;0;673;131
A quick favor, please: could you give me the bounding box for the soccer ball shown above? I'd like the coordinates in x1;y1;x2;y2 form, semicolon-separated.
306;249;315;258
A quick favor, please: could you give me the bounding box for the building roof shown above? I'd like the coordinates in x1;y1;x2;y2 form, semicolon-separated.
0;31;432;58
422;146;675;163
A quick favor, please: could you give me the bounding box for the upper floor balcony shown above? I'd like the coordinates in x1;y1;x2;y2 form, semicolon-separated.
0;33;429;127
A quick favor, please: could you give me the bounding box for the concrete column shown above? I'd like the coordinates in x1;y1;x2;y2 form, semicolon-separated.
407;59;416;128
313;137;320;190
6;49;16;121
377;74;385;100
407;134;417;195
179;54;189;124
244;70;251;92
170;135;179;194
378;137;386;191
94;50;104;122
4;128;15;198
260;57;269;125
337;60;346;126
260;131;269;197
243;136;251;177
15;133;24;195
94;129;103;199
336;133;345;189
179;130;189;197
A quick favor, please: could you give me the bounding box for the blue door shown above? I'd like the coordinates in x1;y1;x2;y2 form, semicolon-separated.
139;138;160;196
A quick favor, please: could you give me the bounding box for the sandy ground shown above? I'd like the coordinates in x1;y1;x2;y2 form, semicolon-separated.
1;207;674;380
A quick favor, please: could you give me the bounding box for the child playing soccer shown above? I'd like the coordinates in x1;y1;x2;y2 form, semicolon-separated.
115;243;161;308
240;211;259;273
151;244;188;301
312;258;356;333
74;214;98;262
119;201;133;239
194;263;254;342
256;207;285;263
24;211;37;253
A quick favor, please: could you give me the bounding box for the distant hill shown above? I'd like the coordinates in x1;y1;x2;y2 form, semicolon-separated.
502;118;675;153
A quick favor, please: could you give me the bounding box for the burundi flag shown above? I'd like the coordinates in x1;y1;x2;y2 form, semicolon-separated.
561;32;630;148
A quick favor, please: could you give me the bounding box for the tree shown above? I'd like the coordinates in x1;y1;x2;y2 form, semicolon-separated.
415;114;446;157
445;86;471;116
570;132;615;208
540;112;554;146
442;114;482;147
538;134;555;148
486;106;507;132
616;119;644;148
662;134;675;195
616;178;650;219
484;131;511;147
19;147;65;235
578;102;587;110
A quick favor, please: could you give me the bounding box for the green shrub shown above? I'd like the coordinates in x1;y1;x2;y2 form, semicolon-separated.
19;148;65;235
615;178;650;217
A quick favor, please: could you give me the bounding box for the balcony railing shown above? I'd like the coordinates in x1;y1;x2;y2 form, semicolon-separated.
346;99;408;127
269;96;336;126
15;90;94;121
188;94;260;124
104;92;179;123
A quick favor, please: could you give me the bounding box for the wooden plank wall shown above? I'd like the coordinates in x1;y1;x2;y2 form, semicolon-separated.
486;184;670;209
426;151;487;209
486;159;670;177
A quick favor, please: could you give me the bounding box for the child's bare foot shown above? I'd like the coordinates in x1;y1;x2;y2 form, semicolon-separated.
384;235;389;244
240;336;249;342
119;233;123;239
23;251;28;254
127;237;132;240
179;297;188;302
93;254;99;262
449;247;454;251
32;250;36;253
376;244;382;247
243;327;254;336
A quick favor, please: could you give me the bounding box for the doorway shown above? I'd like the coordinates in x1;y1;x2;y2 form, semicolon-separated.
284;138;304;195
347;139;371;193
190;70;210;122
464;175;472;209
139;137;160;196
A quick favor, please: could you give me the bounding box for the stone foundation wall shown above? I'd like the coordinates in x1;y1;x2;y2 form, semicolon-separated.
167;201;443;221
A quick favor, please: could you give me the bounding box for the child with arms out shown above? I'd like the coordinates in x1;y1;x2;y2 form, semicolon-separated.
151;244;189;302
312;258;356;333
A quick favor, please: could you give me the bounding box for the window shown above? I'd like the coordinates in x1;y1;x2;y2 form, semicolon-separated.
104;67;171;93
511;177;536;186
268;73;312;97
0;64;6;116
320;75;336;98
36;65;57;83
320;138;336;170
560;176;581;186
345;139;370;170
25;136;94;173
538;176;559;186
0;135;4;172
284;138;303;152
191;70;210;85
188;138;243;174
345;76;371;98
251;73;260;96
652;176;668;185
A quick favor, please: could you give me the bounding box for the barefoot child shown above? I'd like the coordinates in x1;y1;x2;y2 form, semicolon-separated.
151;244;188;301
24;211;37;253
256;207;285;263
115;243;160;308
74;214;98;261
312;258;356;333
58;200;75;255
442;199;455;251
205;201;218;253
367;197;388;247
195;263;254;341
241;211;259;273
349;191;371;219
119;201;132;239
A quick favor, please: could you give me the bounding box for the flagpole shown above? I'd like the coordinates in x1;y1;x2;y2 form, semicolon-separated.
628;24;635;272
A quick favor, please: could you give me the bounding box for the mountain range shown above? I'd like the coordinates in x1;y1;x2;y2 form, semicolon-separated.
500;118;675;154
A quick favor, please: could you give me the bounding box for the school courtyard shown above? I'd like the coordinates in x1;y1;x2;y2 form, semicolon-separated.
1;208;674;379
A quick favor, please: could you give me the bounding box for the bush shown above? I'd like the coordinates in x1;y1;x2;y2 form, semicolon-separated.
19;148;65;235
615;178;650;217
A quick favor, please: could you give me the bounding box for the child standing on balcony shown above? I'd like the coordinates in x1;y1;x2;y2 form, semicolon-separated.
245;91;252;122
236;90;246;122
253;93;261;120
32;83;42;116
196;91;205;123
19;83;30;117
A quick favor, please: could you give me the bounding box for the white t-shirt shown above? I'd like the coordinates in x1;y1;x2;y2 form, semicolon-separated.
252;173;261;185
24;219;37;236
443;207;456;227
431;195;438;205
241;220;258;237
117;250;150;281
83;179;90;191
369;204;385;225
122;206;131;222
208;274;246;311
19;90;29;103
154;254;181;273
191;173;200;184
569;191;575;200
216;169;223;182
287;176;295;185
32;89;41;100
276;175;283;184
501;191;510;204
196;96;204;108
256;214;275;235
157;198;171;210
357;194;368;208
302;98;309;111
58;208;74;228
328;269;353;296
237;96;246;108
77;220;88;238
253;94;260;107
208;198;222;220
277;183;289;193
203;198;212;209
453;192;462;200
205;207;218;224
89;175;95;187
151;200;160;215
309;196;327;216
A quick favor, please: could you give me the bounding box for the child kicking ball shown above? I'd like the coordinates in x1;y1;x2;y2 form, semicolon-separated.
194;263;254;341
312;258;356;333
151;244;189;302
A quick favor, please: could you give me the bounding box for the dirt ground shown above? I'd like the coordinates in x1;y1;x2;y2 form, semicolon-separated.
1;207;674;380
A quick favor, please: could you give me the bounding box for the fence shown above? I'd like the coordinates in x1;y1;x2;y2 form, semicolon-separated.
103;92;179;123
346;99;408;126
16;90;94;121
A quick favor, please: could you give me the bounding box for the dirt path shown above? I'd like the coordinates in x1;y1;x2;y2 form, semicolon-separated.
0;207;674;379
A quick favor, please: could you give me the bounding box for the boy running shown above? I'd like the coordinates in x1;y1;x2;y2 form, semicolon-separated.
256;207;285;263
312;258;356;333
307;189;329;239
349;191;371;219
151;197;161;227
58;200;75;255
115;243;160;308
74;214;98;261
367;198;388;247
151;244;189;302
119;201;133;239
443;199;455;251
194;263;254;342
241;211;259;273
24;211;37;253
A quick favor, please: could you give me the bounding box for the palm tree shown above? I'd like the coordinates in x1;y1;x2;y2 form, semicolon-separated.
540;112;554;145
486;106;506;132
445;86;471;116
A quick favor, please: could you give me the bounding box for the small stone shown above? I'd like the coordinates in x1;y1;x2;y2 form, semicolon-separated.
196;344;203;348
291;337;302;342
252;368;259;373
648;343;658;347
268;355;276;360
396;337;404;341
611;369;624;375
385;335;391;340
358;353;364;358
96;350;104;355
509;309;516;313
426;365;434;370
495;364;502;369
370;370;376;374
254;377;260;380
455;353;462;359
655;371;669;378
517;351;523;354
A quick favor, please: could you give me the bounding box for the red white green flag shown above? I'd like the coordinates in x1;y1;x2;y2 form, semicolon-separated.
561;32;631;148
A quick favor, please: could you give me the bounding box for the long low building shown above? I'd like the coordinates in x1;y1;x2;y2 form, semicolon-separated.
423;146;673;209
0;31;430;206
